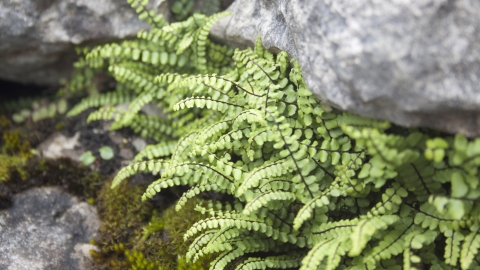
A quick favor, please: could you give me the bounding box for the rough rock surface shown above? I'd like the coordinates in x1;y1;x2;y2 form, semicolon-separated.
0;0;169;86
0;187;100;270
211;0;480;136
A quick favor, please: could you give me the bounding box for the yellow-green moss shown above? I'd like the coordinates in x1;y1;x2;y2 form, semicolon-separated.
91;180;212;270
90;179;155;269
0;113;35;183
0;154;27;182
137;198;213;270
2;129;31;157
0;157;106;211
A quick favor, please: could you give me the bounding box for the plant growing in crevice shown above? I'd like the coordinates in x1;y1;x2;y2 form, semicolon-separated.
65;0;480;269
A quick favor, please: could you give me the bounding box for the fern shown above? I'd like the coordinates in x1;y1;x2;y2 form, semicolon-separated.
64;1;480;269
461;226;480;269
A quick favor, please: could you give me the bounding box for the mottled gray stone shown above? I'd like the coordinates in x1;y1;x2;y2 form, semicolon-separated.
211;0;480;136
0;187;100;270
37;132;83;161
0;0;169;86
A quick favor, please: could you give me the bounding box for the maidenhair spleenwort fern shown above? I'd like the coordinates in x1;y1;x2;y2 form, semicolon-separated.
65;1;480;269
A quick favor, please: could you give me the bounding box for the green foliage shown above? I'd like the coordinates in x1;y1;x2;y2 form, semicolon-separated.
66;6;234;143
80;151;96;166
2;97;69;123
80;146;115;166
66;1;480;269
91;179;212;269
0;154;27;182
99;146;115;160
0;157;106;209
171;0;222;22
171;0;195;21
0;116;32;182
90;180;155;269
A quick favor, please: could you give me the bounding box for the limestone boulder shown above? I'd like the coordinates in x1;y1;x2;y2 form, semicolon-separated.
211;0;480;136
0;187;100;270
0;0;169;86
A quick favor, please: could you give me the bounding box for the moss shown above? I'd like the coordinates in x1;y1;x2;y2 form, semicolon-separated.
0;154;27;182
0;157;106;210
2;129;32;157
90;179;154;269
137;198;212;270
0;125;33;183
90;180;213;270
0;115;11;131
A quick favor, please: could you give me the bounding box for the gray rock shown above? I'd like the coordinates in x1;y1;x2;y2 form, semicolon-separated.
132;137;147;151
0;0;170;86
0;187;100;270
211;0;480;136
37;132;83;161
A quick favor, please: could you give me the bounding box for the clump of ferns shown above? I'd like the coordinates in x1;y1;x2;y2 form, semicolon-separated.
66;0;233;143
81;38;480;270
65;1;480;269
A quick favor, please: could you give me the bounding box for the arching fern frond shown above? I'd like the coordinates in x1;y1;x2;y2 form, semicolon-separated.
349;215;399;257
134;141;177;161
112;159;168;188
67;90;135;117
460;226;480;270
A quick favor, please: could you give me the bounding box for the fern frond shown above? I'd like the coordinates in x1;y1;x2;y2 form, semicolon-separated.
143;162;235;200
299;239;332;270
194;11;231;73
312;218;358;242
184;215;295;244
349;215;399;257
67;91;135;117
87;106;125;123
176;183;228;212
186;229;217;262
237;160;292;196
112;159;168;188
242;191;296;216
111;90;154;128
366;183;409;217
128;113;177;140
413;202;475;232
324;239;350;270
209;248;244;270
294;195;330;230
444;229;463;267
108;65;161;94
174;96;243;114
235;253;303;270
171;132;197;164
460;226;480;270
362;223;413;265
134;141;177;161
127;0;166;28
403;230;438;270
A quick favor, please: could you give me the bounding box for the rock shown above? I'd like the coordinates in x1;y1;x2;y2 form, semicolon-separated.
37;132;83;161
0;187;100;270
132;138;147;151
211;0;480;136
0;0;170;86
119;148;134;160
